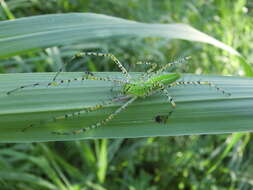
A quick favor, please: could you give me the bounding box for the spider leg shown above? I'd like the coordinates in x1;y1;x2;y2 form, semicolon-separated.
135;61;158;75
160;88;176;108
169;80;231;96
7;72;128;95
53;96;137;135
22;97;119;132
153;56;191;75
54;74;129;86
6;82;41;95
53;52;131;82
139;62;158;81
146;82;176;108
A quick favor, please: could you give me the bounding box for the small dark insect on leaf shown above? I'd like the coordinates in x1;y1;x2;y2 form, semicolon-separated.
155;111;173;124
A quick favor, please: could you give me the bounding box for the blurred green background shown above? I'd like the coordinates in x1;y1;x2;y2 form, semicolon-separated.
0;0;253;189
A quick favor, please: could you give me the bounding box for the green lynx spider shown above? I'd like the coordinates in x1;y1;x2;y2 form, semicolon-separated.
7;52;231;135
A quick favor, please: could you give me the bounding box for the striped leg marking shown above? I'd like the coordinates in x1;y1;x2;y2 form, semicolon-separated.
169;81;231;96
6;82;40;95
155;82;176;108
52;74;129;86
7;72;129;95
53;52;131;82
136;61;158;73
145;82;176;109
22;99;116;132
6;71;92;95
153;56;191;75
136;61;158;79
53;96;137;135
161;88;176;108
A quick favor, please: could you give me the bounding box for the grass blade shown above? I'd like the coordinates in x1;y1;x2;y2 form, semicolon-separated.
0;72;252;142
0;13;240;57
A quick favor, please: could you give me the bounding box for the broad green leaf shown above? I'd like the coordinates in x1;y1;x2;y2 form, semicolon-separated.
0;72;252;142
0;13;240;57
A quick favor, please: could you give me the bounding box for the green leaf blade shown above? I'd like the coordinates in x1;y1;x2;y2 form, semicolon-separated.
0;72;252;142
0;13;240;57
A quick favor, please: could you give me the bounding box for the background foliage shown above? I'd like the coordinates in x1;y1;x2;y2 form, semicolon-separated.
0;0;253;189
